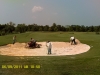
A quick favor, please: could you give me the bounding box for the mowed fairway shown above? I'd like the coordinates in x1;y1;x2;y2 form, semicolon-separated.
0;32;100;75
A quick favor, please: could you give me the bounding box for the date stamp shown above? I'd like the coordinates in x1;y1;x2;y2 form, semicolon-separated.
1;65;41;69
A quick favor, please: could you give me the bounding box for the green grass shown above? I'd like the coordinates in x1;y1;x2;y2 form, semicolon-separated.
0;32;100;75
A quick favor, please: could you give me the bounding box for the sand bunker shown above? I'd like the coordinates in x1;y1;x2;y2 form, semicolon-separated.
0;40;90;56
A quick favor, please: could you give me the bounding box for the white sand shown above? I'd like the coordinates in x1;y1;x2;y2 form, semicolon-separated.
0;40;90;56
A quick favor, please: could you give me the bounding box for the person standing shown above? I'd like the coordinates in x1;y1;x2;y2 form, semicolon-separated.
13;35;16;44
46;41;52;54
70;36;76;45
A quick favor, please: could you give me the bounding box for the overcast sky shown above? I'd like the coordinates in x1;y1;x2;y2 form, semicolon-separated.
0;0;100;26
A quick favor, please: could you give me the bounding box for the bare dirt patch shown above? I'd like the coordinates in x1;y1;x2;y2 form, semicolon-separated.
0;39;90;56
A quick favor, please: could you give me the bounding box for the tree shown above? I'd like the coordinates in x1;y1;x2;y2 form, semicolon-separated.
16;24;27;33
50;23;57;31
39;26;43;31
61;26;66;31
75;25;80;32
54;27;58;31
8;21;15;26
69;25;74;31
43;25;49;31
85;26;89;32
33;24;39;31
80;25;85;32
88;26;94;32
57;25;62;31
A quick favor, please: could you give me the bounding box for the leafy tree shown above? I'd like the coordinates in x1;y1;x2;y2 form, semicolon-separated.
16;24;27;33
57;25;62;31
88;26;94;32
39;26;43;31
8;21;15;26
44;25;49;31
75;25;80;32
80;25;85;32
69;25;74;31
50;23;57;31
54;27;58;31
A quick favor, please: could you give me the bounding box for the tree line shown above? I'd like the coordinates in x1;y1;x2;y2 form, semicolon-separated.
0;22;100;35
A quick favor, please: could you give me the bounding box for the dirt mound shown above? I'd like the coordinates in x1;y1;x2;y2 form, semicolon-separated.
75;39;81;44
